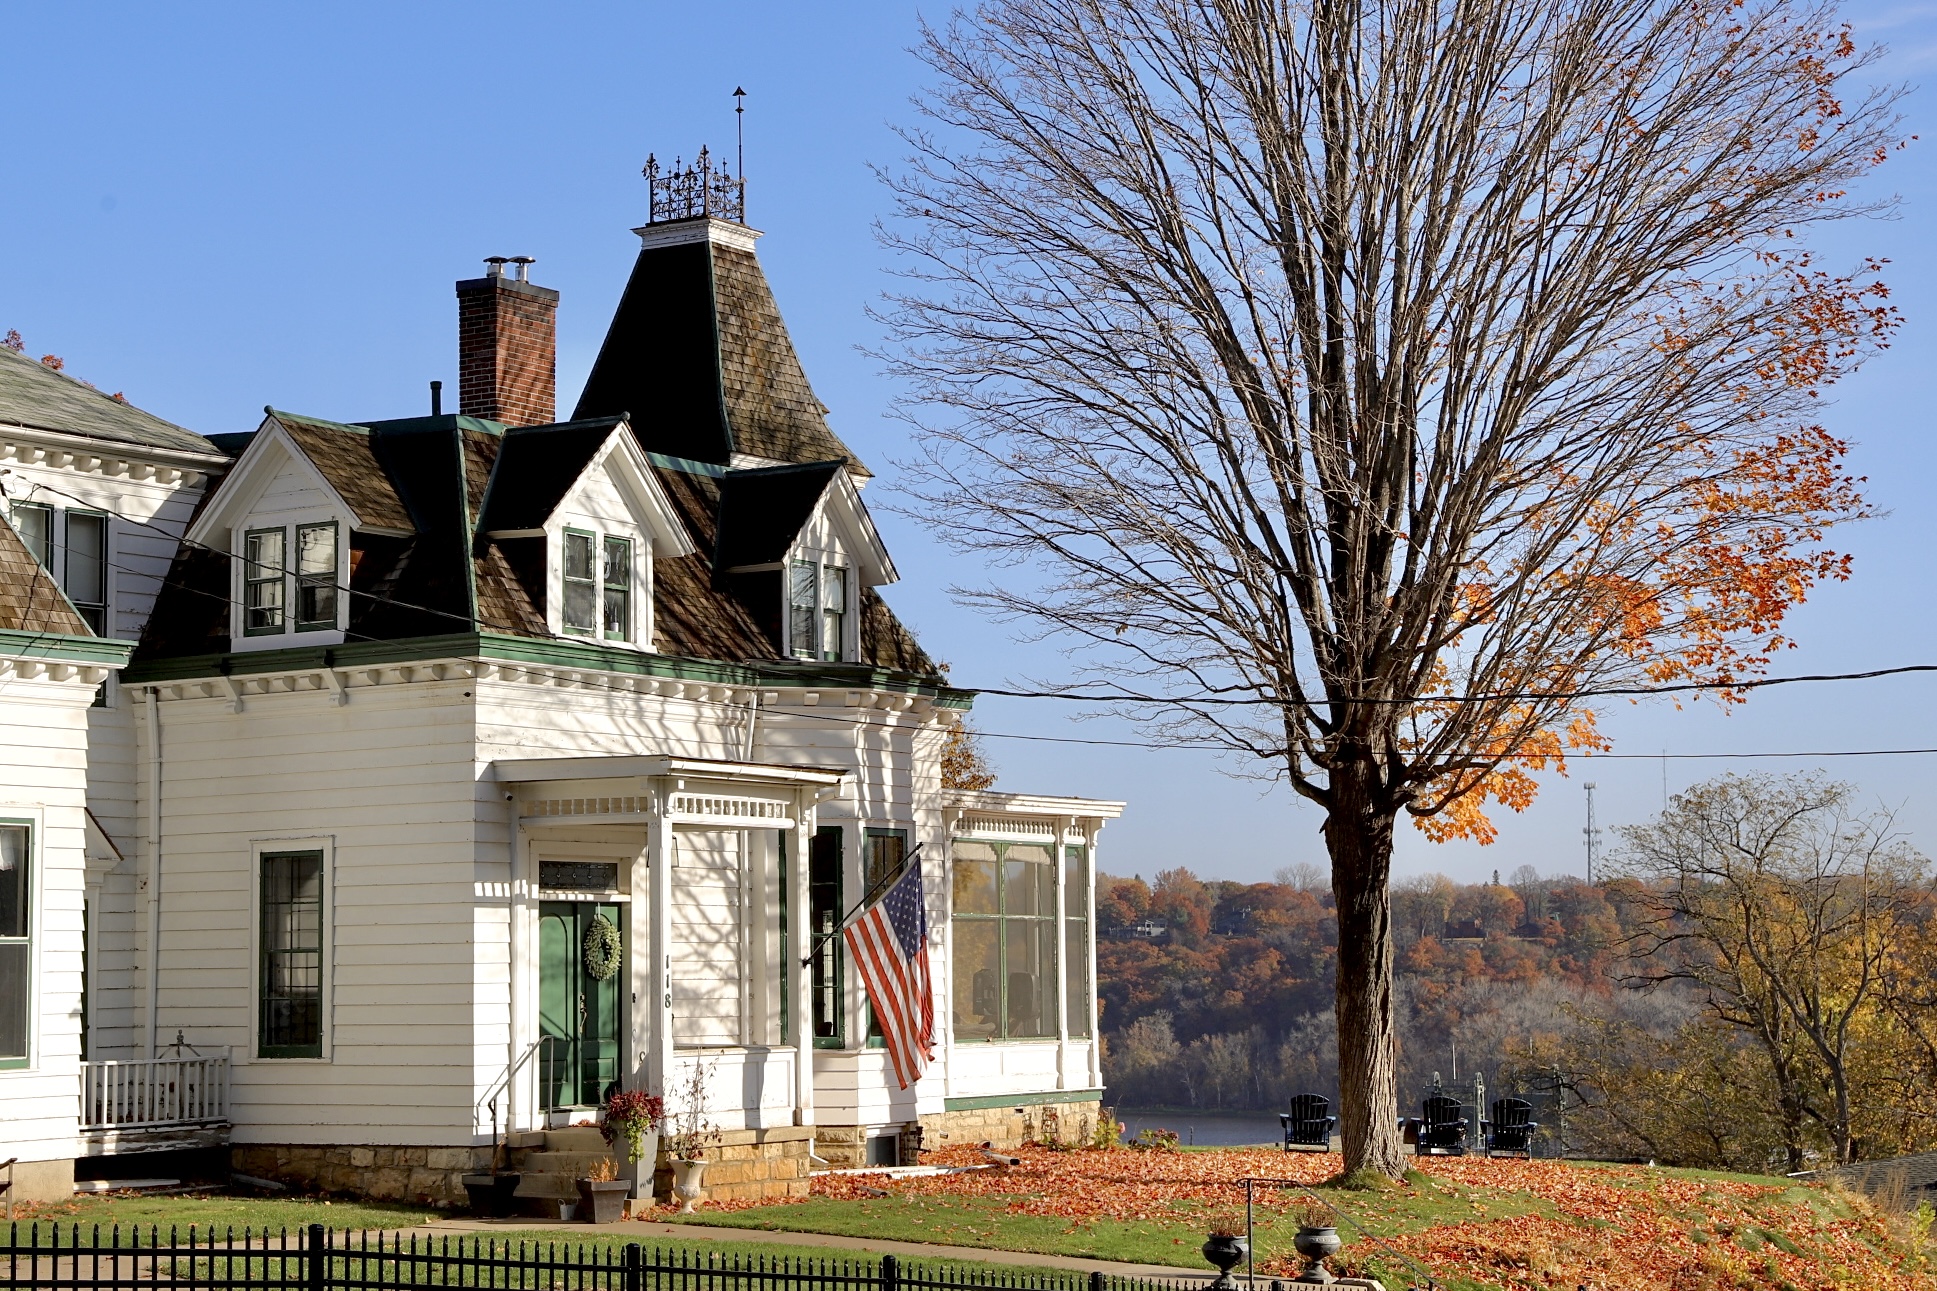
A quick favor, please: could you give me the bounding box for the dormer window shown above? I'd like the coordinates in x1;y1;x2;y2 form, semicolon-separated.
790;560;849;662
241;520;341;638
562;529;633;642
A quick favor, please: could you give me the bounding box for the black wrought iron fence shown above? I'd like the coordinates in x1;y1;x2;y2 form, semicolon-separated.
2;1225;1206;1291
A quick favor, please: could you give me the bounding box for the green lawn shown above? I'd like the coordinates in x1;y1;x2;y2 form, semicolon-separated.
6;1191;442;1237
657;1169;1557;1272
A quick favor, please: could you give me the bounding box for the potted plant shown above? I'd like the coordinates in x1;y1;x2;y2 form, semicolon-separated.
663;1058;723;1214
1201;1212;1249;1289
576;1156;630;1225
1291;1198;1343;1285
600;1089;664;1202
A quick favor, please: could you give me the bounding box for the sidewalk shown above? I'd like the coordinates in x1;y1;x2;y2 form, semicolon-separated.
397;1216;1216;1281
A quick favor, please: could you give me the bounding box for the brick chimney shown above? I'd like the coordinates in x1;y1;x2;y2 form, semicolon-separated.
456;256;558;426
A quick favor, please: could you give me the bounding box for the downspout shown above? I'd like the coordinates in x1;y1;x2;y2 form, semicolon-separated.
143;686;162;1057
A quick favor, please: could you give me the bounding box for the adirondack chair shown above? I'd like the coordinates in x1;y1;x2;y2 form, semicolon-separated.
1279;1094;1337;1152
1484;1097;1539;1159
1415;1094;1469;1155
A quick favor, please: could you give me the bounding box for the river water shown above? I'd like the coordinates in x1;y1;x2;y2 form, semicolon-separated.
1116;1109;1290;1147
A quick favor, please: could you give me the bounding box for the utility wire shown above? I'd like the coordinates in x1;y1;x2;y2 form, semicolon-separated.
14;473;1937;764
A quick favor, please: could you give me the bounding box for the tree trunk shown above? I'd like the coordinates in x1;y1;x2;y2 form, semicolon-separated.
1325;762;1408;1179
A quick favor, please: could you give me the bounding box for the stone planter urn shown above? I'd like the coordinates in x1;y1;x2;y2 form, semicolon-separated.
459;1173;522;1218
1292;1225;1343;1284
1201;1234;1248;1289
576;1178;630;1225
671;1158;708;1214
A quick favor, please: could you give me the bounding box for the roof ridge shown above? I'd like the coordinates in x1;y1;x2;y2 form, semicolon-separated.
266;407;372;435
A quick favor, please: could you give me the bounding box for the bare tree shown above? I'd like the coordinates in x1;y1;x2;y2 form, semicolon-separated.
1610;773;1928;1167
882;0;1898;1175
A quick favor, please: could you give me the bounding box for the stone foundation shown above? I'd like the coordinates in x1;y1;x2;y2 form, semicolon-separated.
229;1143;493;1207
814;1095;1105;1168
5;1157;75;1205
651;1125;813;1204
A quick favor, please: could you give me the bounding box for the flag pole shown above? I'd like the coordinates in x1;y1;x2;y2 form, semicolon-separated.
798;842;925;968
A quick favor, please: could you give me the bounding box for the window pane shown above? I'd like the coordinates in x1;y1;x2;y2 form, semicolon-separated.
790;561;817;658
297;579;336;628
0;942;25;1061
65;512;106;607
12;503;51;568
1004;918;1057;1038
246;529;285;576
564;532;595;581
952;843;998;915
260;851;323;1057
1004;844;1053;916
822;567;846;613
865;829;907;896
563;580;595;632
0;826;28;939
296;523;336;576
602;536;630;640
1065;918;1090;1038
951;919;999;1041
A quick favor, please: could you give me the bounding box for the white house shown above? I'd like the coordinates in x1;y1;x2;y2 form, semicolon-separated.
0;165;1123;1208
0;345;213;1202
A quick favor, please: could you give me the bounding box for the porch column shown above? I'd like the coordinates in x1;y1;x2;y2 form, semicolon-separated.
647;789;675;1099
1055;815;1073;1091
792;787;815;1127
1085;821;1103;1089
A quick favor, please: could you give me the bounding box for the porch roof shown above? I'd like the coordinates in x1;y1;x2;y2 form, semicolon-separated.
494;753;849;788
942;788;1126;820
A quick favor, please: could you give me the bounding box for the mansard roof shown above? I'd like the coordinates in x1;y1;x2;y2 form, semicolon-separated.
0;344;215;456
573;221;869;477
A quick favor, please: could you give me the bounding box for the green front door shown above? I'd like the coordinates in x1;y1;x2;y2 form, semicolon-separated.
538;901;625;1111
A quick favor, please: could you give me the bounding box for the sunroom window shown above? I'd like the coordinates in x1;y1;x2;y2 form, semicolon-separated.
951;840;1058;1041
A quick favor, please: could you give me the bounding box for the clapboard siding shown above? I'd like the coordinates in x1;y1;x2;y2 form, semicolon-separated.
0;671;106;1164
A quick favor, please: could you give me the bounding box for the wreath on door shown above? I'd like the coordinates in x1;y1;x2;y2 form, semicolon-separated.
583;914;623;980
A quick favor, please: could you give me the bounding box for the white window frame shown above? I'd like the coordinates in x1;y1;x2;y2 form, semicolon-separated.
247;836;333;1064
786;556;853;663
230;512;347;650
0;812;42;1073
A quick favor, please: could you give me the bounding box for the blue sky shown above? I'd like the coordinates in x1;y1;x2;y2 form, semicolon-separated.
4;2;1934;885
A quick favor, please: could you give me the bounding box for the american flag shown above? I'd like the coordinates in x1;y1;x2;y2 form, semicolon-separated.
845;852;936;1090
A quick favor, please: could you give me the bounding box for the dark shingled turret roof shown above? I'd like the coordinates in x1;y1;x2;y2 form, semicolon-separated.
0;345;216;456
573;226;869;476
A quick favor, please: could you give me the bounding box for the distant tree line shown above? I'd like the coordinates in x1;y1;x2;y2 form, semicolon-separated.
1098;774;1937;1174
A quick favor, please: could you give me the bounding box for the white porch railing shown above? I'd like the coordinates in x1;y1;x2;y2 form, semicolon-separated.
80;1051;231;1132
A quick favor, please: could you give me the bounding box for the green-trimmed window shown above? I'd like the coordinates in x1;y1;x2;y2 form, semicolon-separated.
809;825;843;1047
863;828;909;1042
0;823;30;1067
259;849;324;1058
64;511;107;634
951;840;1057;1041
1064;845;1092;1038
601;536;631;641
11;502;52;570
562;530;596;634
244;527;286;635
294;522;337;631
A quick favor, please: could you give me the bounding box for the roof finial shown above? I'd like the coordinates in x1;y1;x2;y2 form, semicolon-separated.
640;140;746;226
734;86;747;222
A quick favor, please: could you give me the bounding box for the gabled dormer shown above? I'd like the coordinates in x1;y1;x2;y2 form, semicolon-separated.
183;411;410;651
715;460;896;664
476;416;693;649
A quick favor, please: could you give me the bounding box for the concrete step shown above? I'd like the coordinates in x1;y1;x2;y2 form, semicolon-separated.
510;1149;625;1201
543;1126;610;1152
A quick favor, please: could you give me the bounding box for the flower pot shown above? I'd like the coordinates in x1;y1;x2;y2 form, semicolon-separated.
623;1128;661;1201
460;1173;522;1218
1200;1234;1248;1289
1292;1225;1342;1284
671;1158;708;1214
576;1178;630;1225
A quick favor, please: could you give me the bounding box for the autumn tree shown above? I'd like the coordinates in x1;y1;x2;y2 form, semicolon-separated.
1610;773;1930;1167
883;0;1899;1175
